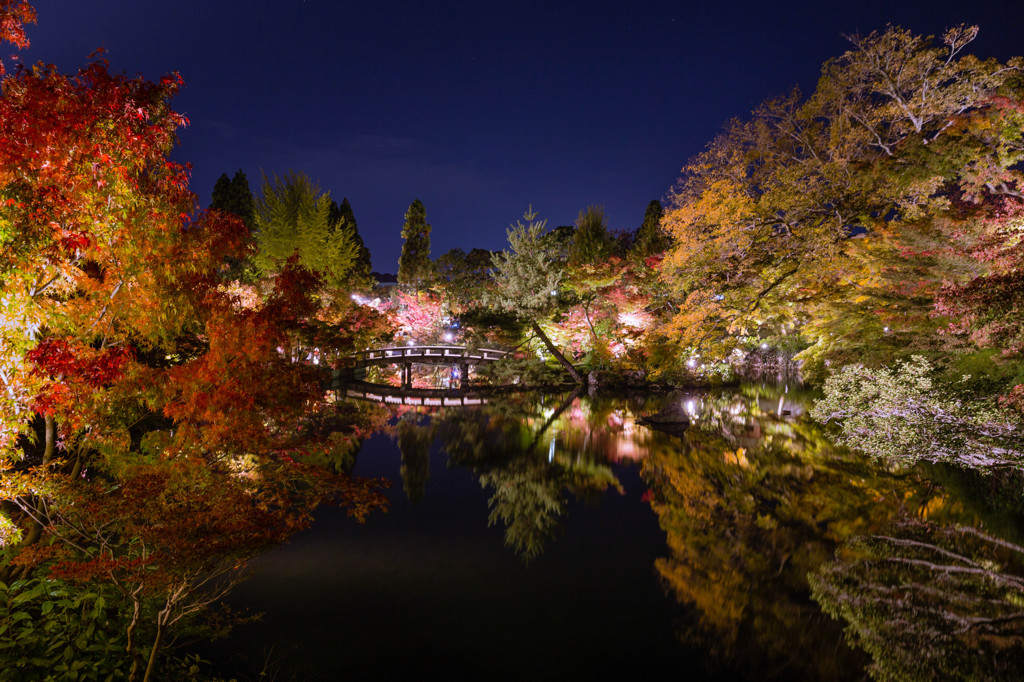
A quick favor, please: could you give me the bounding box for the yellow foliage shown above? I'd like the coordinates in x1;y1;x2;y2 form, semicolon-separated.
723;447;749;468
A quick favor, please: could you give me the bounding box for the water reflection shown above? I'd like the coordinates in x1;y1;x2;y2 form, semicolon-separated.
810;517;1024;680
388;388;630;561
637;384;1022;680
397;414;432;503
375;382;1024;679
207;382;1024;679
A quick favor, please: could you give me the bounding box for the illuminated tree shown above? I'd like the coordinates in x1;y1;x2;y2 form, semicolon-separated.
811;355;1024;471
397;198;433;290
568;205;613;265
489;207;583;384
390;290;446;344
329;196;373;285
0;9;389;678
0;48;207;463
253;171;358;287
0;0;33;76
1;456;385;681
658;25;1024;369
434;246;495;312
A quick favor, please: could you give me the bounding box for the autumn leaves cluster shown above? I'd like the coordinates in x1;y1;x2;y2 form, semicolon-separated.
0;4;388;677
3;0;1024;673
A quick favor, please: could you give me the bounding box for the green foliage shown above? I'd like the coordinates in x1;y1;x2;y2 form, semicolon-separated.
397;416;431;503
658;24;1024;370
0;577;217;680
811;356;1024;471
479;464;563;563
542;225;575;260
210;169;255;229
490;207;584;383
810;518;1024;681
475;352;564;388
489;206;563;319
254;171;358;287
397;199;433;290
210;169;257;281
457;305;525;347
434;247;494;311
632;199;668;255
568;205;613;265
640;387;932;676
329;197;373;286
0;578;126;681
945;349;1024;401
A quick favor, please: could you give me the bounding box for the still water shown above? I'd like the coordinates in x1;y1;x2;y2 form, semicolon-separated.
209;385;1024;680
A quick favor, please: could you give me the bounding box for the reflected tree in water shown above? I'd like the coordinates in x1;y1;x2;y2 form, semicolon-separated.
810;518;1024;681
423;390;625;560
641;387;950;679
478;463;564;562
296;400;392;475
812;356;1024;472
397;414;432;503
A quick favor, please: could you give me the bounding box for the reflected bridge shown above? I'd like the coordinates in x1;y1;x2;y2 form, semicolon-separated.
332;379;496;407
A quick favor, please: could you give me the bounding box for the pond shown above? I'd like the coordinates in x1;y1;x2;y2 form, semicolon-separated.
205;384;1024;680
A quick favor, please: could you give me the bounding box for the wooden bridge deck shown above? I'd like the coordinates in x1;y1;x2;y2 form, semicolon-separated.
350;345;509;368
323;345;515;398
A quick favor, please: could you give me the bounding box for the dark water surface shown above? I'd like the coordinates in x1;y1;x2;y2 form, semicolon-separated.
207;386;1023;680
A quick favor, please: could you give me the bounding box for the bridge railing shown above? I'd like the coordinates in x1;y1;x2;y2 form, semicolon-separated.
354;345;509;363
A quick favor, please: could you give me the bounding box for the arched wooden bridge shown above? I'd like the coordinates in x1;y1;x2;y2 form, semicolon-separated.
351;345;509;367
343;344;511;389
335;342;512;391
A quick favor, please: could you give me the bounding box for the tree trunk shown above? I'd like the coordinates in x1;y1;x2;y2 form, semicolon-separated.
528;386;583;453
42;415;55;465
69;441;86;480
531;321;583;384
142;619;165;682
126;593;143;682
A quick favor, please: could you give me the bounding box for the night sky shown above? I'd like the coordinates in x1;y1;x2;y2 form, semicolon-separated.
16;1;1024;271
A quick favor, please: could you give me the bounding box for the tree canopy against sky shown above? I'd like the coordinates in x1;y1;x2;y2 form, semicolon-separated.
0;6;388;676
657;24;1024;370
253;170;359;287
210;170;255;227
490;207;583;384
21;1;1024;270
568;205;613;265
397;198;433;290
633;199;667;256
329;196;373;286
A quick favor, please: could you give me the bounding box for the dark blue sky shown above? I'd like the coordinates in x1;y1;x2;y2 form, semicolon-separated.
16;1;1024;271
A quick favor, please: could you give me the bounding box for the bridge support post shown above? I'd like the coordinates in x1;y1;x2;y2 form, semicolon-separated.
460;362;469;388
403;362;412;389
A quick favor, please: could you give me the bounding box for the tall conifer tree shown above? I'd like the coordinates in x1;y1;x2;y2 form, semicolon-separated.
490;207;584;384
329;197;373;284
397;199;433;290
569;205;613;265
254;171;357;287
633;199;667;255
210;169;255;229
